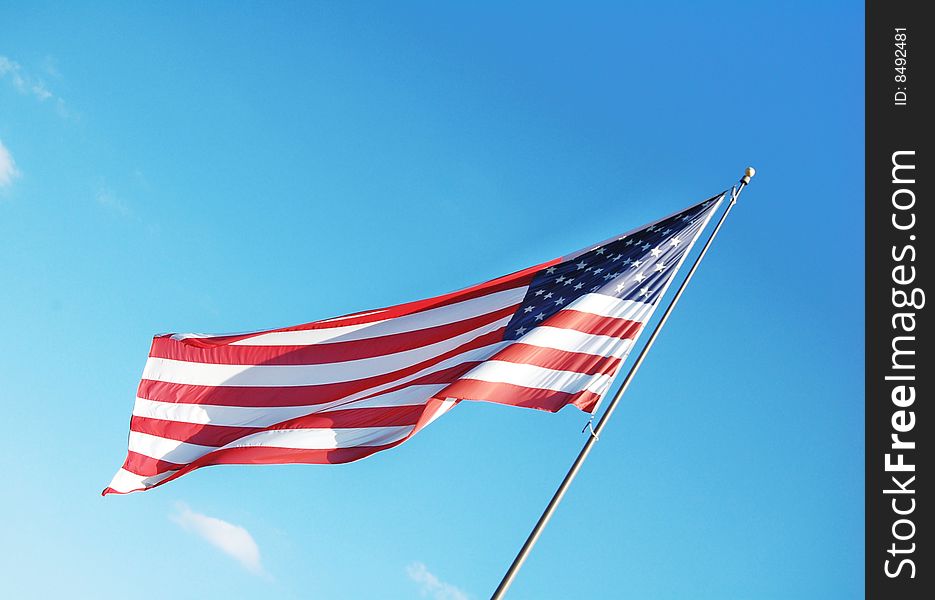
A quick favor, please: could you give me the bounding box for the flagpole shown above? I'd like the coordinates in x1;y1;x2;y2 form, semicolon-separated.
490;167;756;600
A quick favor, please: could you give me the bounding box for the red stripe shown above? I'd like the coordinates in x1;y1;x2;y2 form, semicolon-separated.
438;378;605;414
333;361;481;406
542;310;643;339
122;450;184;478
148;305;518;366
129;405;429;449
138;329;506;407
491;343;622;376
131;416;256;447
571;390;602;413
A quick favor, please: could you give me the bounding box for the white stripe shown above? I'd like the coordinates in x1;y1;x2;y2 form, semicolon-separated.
128;425;415;465
107;468;177;493
461;360;614;394
224;425;414;451
133;384;449;428
128;431;216;464
142;315;511;387
229;286;527;346
518;326;635;358
566;294;653;321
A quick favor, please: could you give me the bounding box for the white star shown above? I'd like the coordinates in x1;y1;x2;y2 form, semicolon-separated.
655;263;667;272
596;248;606;255
681;215;692;222
535;289;545;296
590;285;600;291
650;247;663;257
622;258;632;266
670;237;682;247
554;297;565;305
641;243;651;251
575;261;587;269
524;305;534;313
634;272;646;283
625;239;634;246
556;276;566;283
544;292;553;299
640;287;652;296
574;282;584;290
615;282;626;293
647;225;656;232
612;253;624;261
534;312;546;321
630;260;643;269
603;273;614;281
563;278;574;285
662;228;672;235
546;266;557;274
593;268;604;274
515;326;527;335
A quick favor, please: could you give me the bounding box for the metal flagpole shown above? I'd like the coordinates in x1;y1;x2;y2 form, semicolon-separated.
490;167;756;600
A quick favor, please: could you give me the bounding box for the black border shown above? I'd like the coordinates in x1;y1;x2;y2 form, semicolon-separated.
866;1;930;597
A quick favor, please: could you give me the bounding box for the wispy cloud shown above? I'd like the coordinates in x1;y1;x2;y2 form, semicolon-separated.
95;185;133;217
171;503;266;576
1;55;70;117
0;139;19;188
406;562;470;600
42;56;63;79
1;55;52;100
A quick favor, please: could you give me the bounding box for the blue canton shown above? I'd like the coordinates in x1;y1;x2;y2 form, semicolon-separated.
504;194;723;340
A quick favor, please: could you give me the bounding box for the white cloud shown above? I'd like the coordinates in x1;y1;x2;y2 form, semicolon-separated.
406;562;470;600
0;139;19;188
171;503;265;576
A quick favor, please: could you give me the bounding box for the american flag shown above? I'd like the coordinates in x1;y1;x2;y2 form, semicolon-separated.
104;193;724;494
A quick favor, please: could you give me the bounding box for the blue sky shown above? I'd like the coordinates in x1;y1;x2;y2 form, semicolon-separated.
1;2;862;598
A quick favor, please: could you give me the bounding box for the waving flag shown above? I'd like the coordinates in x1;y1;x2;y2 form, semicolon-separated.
105;193;724;494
